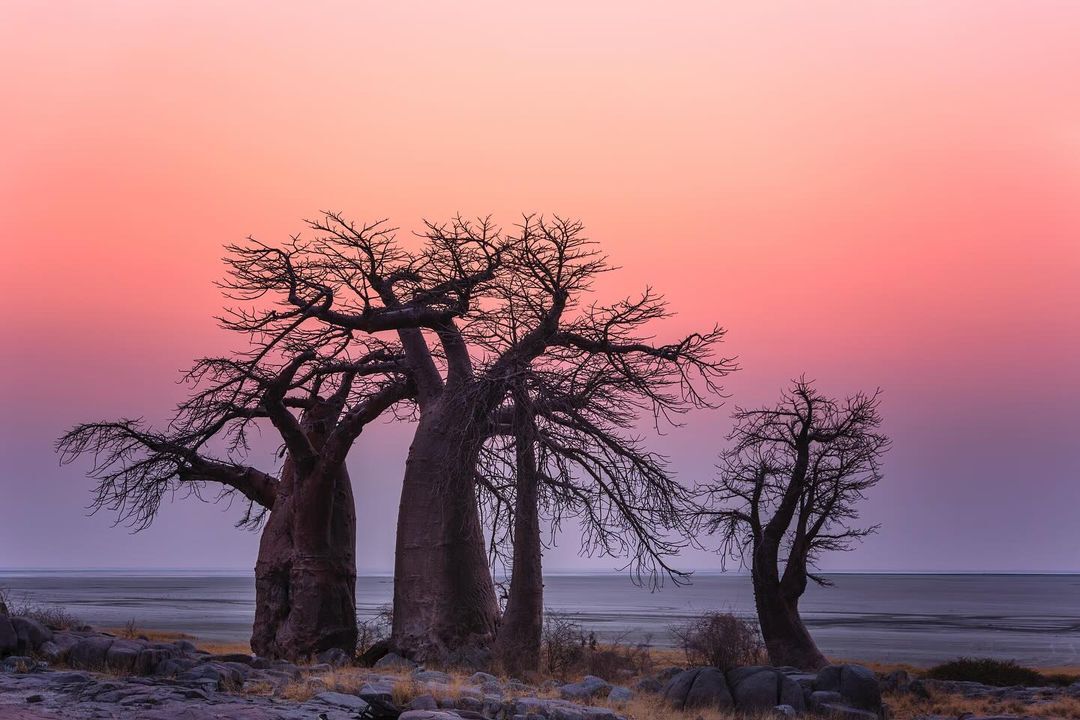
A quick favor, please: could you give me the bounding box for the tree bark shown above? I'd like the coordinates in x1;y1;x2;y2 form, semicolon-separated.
495;419;543;676
251;408;358;660
391;402;499;663
751;552;826;669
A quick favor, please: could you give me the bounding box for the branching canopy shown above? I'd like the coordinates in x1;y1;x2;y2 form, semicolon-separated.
695;378;889;591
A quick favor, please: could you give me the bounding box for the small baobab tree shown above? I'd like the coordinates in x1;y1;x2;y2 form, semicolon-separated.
695;378;889;669
483;313;734;675
57;303;414;658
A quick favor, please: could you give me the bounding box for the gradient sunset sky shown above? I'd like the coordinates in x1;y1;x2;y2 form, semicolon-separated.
2;2;1078;573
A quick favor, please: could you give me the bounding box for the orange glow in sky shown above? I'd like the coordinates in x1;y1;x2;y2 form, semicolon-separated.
2;2;1078;571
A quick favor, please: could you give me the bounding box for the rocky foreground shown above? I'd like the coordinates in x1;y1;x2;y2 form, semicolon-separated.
2;613;1078;719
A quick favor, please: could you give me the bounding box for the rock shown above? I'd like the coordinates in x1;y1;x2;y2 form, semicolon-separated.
818;702;879;720
173;639;198;654
374;651;417;670
810;690;845;710
313;691;370;711
358;681;395;703
415;669;453;683
774;704;798;717
134;646;178;675
728;667;805;712
559;675;611;700
105;639;145;673
10;618;52;653
399;712;463;720
729;668;780;711
634;676;663;693
469;671;498;685
209;652;256;665
68;635;114;669
815;664;882;711
0;617;17;656
36;640;63;663
840;664;881;710
409;693;440;710
663;667;734;710
358;639;392;667
316;647;352;667
177;661;245;689
608;685;633;703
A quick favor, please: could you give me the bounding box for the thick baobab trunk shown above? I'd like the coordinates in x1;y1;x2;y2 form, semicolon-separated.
751;567;826;669
251;406;358;660
391;404;499;663
251;458;357;659
495;418;543;676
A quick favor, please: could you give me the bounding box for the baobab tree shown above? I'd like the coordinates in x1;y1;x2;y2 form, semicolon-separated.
57;327;413;658
223;212;731;661
695;379;889;669
483;316;735;675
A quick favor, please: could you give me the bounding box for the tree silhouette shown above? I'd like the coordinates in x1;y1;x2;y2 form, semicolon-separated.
220;212;733;661
695;378;889;669
58;296;413;659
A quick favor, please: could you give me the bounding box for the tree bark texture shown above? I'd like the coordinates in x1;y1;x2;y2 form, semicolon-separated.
495;419;543;676
391;401;500;663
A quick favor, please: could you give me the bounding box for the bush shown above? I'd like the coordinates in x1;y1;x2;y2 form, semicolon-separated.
668;611;766;670
923;658;1046;687
540;612;654;681
0;588;82;629
356;604;393;655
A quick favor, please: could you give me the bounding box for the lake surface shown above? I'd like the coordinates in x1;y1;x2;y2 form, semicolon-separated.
1;571;1077;667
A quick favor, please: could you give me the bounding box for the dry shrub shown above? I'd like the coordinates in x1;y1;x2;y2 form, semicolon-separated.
541;612;654;681
923;657;1045;686
357;603;393;655
0;588;82;630
668;612;765;670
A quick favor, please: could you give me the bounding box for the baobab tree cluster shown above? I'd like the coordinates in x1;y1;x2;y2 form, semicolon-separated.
58;212;889;671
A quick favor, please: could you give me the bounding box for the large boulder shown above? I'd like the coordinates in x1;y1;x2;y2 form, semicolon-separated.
727;667;805;712
559;675;612;701
663;667;734;710
816;664;882;711
10;617;52;653
105;639;146;673
316;647;351;668
374;652;416;670
0;617;16;656
68;636;114;669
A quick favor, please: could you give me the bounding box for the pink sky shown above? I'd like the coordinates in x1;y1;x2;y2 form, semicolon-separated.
2;2;1078;572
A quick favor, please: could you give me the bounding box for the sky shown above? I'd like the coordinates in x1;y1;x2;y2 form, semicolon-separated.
2;2;1078;574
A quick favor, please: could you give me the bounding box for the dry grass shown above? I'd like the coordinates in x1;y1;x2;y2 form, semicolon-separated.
98;625;251;655
884;688;1080;719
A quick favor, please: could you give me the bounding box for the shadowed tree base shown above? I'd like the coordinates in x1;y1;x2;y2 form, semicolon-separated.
390;408;500;664
754;583;827;670
251;458;357;660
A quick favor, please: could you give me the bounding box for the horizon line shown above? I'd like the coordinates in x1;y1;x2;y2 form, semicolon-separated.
3;567;1079;577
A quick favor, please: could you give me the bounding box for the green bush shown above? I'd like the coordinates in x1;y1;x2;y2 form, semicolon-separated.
923;657;1046;687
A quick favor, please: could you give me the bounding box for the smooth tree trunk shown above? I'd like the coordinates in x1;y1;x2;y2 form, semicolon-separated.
494;420;543;676
251;409;358;660
751;538;826;669
391;401;500;663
